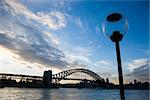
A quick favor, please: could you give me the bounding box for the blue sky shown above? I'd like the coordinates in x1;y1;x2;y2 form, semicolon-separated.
0;0;149;84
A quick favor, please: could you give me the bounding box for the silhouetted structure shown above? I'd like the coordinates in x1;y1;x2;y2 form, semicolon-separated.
52;68;103;83
124;80;149;90
43;70;52;86
103;12;128;100
106;78;109;84
0;68;104;88
0;71;149;89
134;79;137;84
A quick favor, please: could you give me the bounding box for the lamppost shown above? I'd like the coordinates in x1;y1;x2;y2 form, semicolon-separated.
102;13;128;100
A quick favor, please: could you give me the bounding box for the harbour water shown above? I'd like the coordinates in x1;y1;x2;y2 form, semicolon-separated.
0;88;149;100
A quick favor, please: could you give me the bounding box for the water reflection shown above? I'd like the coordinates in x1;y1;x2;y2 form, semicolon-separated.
40;88;51;100
0;88;149;100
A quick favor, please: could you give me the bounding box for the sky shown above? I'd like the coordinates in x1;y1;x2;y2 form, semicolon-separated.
0;0;149;84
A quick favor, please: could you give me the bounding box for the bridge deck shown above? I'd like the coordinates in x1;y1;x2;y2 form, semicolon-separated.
0;73;42;78
0;73;93;81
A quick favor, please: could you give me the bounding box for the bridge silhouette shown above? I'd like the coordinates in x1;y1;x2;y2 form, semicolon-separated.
1;68;149;89
52;68;103;83
0;68;104;84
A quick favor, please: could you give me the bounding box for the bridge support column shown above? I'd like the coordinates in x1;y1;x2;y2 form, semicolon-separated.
43;70;52;86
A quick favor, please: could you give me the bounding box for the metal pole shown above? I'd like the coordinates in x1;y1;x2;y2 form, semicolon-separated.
115;42;125;100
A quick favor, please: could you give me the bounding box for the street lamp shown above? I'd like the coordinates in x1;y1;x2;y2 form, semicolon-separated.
102;13;128;100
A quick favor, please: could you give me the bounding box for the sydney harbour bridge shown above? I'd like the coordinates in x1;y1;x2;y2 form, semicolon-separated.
0;68;107;88
52;68;104;83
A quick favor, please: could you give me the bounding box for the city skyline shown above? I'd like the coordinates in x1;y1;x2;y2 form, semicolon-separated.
0;0;149;84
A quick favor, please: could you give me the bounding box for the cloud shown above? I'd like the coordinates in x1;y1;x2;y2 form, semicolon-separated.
66;55;90;67
0;0;68;69
95;60;112;66
0;46;44;75
0;33;67;67
94;60;116;77
65;46;92;68
74;17;83;30
36;11;66;30
126;58;149;82
0;0;65;45
0;0;97;71
0;0;104;77
127;58;149;71
43;31;60;46
2;0;67;30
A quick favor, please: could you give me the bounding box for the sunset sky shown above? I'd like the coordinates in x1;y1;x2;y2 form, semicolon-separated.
0;0;149;84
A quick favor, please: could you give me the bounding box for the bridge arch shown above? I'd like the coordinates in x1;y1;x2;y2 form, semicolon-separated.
52;68;103;82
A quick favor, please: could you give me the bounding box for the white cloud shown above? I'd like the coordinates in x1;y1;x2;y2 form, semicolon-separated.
4;0;39;20
126;58;149;82
0;0;104;77
75;17;83;29
64;46;92;65
66;55;90;65
37;11;66;30
1;0;64;46
0;0;68;69
127;58;149;71
95;60;112;66
0;45;63;75
43;31;60;46
1;0;95;71
3;0;67;30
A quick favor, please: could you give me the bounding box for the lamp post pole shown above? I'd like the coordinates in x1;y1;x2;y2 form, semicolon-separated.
110;31;125;100
115;41;125;100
